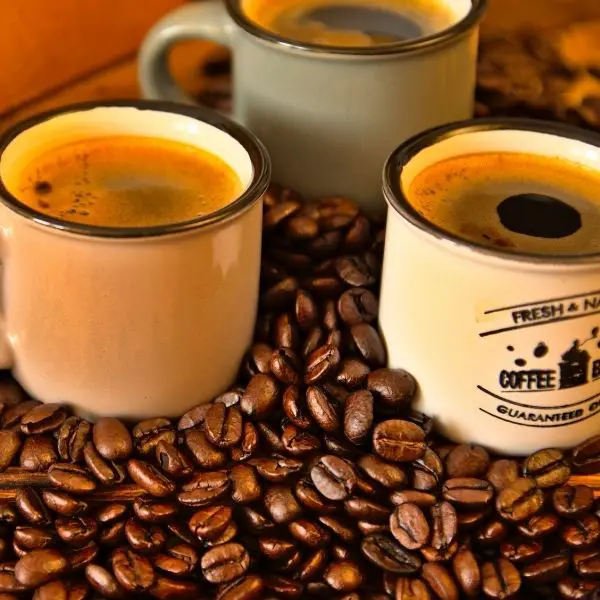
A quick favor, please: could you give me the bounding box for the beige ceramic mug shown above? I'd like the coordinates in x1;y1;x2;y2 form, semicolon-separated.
0;101;270;420
139;0;487;215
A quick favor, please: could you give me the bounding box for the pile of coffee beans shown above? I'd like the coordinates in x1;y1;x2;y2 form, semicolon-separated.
0;188;597;599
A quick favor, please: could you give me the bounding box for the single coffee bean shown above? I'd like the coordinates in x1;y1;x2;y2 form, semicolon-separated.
395;576;432;600
288;519;330;548
270;348;301;385
295;289;319;330
243;342;273;379
343;213;371;250
337;288;378;325
523;448;571;488
573;548;600;578
442;478;494;508
85;563;125;599
154;543;198;577
177;403;210;432
335;255;376;287
518;513;560;539
133;497;178;524
124;518;166;554
486;459;520;491
241;374;279;418
336;358;371;389
184;429;227;469
571;435;600;474
344;497;389;523
445;445;489;479
56;417;90;463
306;386;341;433
560;514;600;548
95;503;128;524
20;403;66;435
261;277;299;310
282;385;312;430
67;541;99;570
251;455;303;483
361;534;421;574
83;442;125;486
323;560;363;593
344;390;374;445
15;488;50;525
295;478;337;514
155;441;194;479
373;420;426;462
48;463;96;495
421;563;459;600
15;549;68;587
217;574;265;600
201;543;250;584
99;520;126;547
557;576;600;600
177;470;229;507
302;274;343;299
111;547;155;593
318;515;356;543
132;418;175;455
521;552;570;585
358;520;386;535
303;327;325;358
305;344;341;385
390;503;430;550
19;435;57;472
273;313;300;348
0;431;20;471
55;516;98;547
32;579;87;600
413;448;444;492
358;454;407;490
481;558;521;599
452;545;481;598
500;537;543;564
231;422;259;463
264;485;302;524
475;519;508;546
264;198;301;228
311;455;358;501
552;485;594;518
429;501;458;554
281;423;321;456
496;478;544;522
204;404;243;448
390;490;437;508
349;324;386;367
366;369;416;411
258;537;296;561
127;460;175;498
2;400;41;429
149;575;200;600
92;418;132;461
264;574;304;599
189;505;232;542
13;526;55;550
229;464;261;504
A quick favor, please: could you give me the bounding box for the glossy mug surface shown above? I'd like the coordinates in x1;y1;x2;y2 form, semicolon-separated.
0;102;270;419
139;0;486;215
379;119;600;455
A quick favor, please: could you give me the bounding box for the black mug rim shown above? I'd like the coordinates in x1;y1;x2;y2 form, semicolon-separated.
0;100;271;239
383;117;600;264
224;0;487;56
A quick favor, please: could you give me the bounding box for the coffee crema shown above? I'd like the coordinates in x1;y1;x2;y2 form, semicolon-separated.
241;0;458;47
406;152;600;255
13;136;242;228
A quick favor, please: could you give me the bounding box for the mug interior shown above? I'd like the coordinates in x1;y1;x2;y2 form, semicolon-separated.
0;103;269;238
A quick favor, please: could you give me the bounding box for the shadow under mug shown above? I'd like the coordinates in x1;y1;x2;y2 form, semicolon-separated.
139;0;487;215
380;118;600;455
0;101;270;420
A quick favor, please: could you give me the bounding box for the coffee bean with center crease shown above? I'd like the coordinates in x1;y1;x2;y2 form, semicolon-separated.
517;513;560;539
273;313;299;348
177;471;229;507
306;386;341;433
127;460;175;498
201;543;250;584
344;390;374;445
56;417;90;463
553;485;594;518
270;348;301;385
189;505;232;542
281;423;320;456
561;514;600;548
305;344;341;384
154;441;194;479
442;478;494;508
486;459;520;491
229;464;261;504
250;455;303;483
523;448;571;488
133;418;176;455
413;448;444;492
428;501;457;555
421;563;459;600
92;418;132;461
335;255;376;287
395;577;432;600
521;551;570;585
452;544;481;598
337;288;378;326
349;324;386;367
20;403;66;435
204;403;243;448
15;488;50;526
496;478;544;522
481;558;521;599
366;369;416;411
241;374;279;418
295;478;337;514
295;289;319;330
184;429;227;469
571;435;600;474
282;385;312;430
231;421;258;463
20;435;57;472
0;430;20;472
311;455;358;501
111;547;155;593
15;549;68;587
390;503;430;550
373;420;426;462
124;519;167;554
83;442;126;486
361;534;421;574
154;543;198;577
55;516;98;547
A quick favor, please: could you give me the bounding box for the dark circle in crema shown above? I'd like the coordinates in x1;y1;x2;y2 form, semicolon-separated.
496;194;582;239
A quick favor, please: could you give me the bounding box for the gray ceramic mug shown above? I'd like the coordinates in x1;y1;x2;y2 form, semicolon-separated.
139;0;487;215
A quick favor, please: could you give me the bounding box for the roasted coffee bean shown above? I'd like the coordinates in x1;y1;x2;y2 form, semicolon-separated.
358;454;407;490
99;520;126;547
311;455;358;501
323;433;360;459
560;514;600;548
217;574;265;600
295;289;319;330
338;288;378;325
395;577;432;600
177;470;229;507
302;327;326;358
373;420;426;462
264;199;301;229
361;534;421;574
475;519;508;546
228;464;261;504
55;516;97;547
48;463;96;495
343;213;371;250
19;435;57;471
256;422;285;452
553;485;594;518
296;549;327;584
201;543;250;584
92;418;132;461
390;503;430;550
32;579;89;600
56;417;90;463
518;513;561;539
189;505;232;543
231;422;259;463
270;348;301;385
273;313;300;348
85;563;125;598
0;563;27;594
282;385;312;429
288;519;330;548
306;385;341;433
521;552;570;585
500;537;543;564
336;358;371;389
335;255;376;287
481;558;521;599
390;490;437;508
149;575;200;600
2;400;41;428
83;442;125;486
429;501;457;555
295;478;336;514
215;388;243;408
496;478;544;522
323;560;363;592
557;576;600;599
264;574;304;598
452;545;481;598
241;374;279;418
251;455;303;482
67;541;99;570
124;518;166;553
261;277;299;310
421;563;459;600
345;497;389;523
445;445;489;479
442;478;494;508
132;497;177;524
16;488;50;526
177;403;210;432
281;423;320;456
458;510;490;532
15;549;69;587
95;503;128;524
366;369;416;411
184;430;227;469
204;403;243;448
344;390;374;445
20;403;66;435
349;324;386;367
259;537;296;561
0;431;20;472
303;275;343;298
486;459;520;492
413;448;444;492
127;460;175;498
319;515;356;543
524;448;571;488
154;441;193;479
264;485;302;524
132;418;175;455
573;549;600;578
571;435;600;474
358;520;386;535
111;547;155;593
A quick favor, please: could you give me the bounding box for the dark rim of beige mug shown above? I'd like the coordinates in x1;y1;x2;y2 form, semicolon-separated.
384;117;600;264
0;100;271;239
224;0;488;56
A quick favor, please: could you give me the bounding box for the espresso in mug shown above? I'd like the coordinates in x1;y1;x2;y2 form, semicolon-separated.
242;0;458;46
407;152;600;255
13;136;242;228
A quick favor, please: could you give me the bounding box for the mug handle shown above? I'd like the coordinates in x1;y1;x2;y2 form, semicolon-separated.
138;1;234;105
